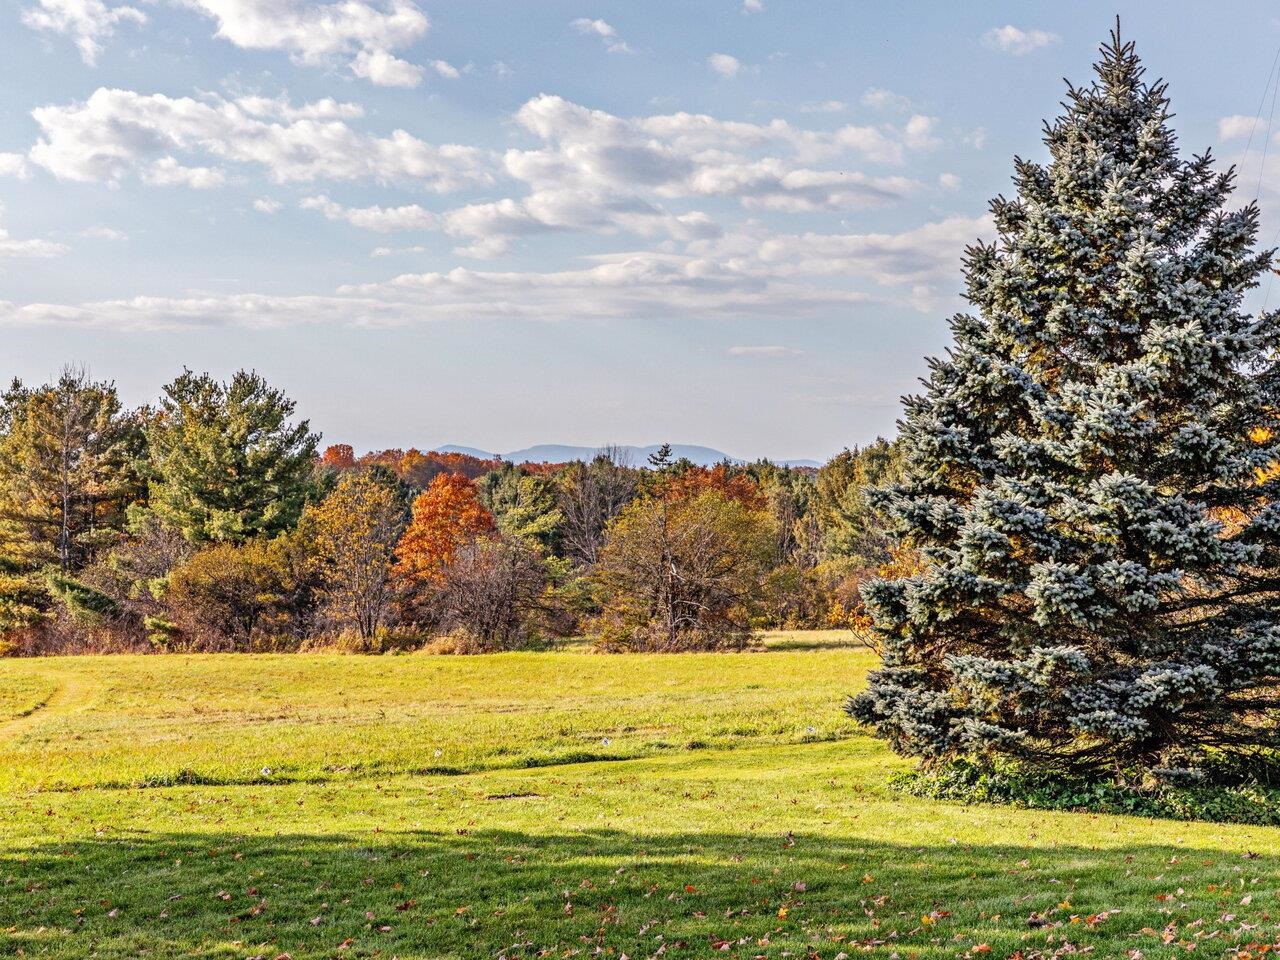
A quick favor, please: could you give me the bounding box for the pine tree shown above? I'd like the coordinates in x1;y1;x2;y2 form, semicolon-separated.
147;370;319;544
0;368;144;572
848;27;1280;781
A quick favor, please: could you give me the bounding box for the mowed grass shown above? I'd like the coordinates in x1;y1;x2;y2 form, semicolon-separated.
1;633;1278;960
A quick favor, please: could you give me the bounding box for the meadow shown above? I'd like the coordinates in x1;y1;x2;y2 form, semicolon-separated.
2;632;1279;959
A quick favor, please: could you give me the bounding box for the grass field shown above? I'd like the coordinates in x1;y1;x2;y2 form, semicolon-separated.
2;632;1279;959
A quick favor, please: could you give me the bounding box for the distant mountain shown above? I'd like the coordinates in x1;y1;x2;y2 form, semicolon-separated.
436;443;821;469
436;444;499;460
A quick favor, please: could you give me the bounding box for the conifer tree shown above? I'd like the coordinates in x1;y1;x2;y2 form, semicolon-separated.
147;370;319;544
848;28;1280;781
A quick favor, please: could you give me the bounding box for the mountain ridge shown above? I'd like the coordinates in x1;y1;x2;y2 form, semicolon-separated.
436;443;821;469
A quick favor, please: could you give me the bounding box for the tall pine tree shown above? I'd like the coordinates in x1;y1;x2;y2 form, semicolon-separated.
848;28;1280;781
147;370;319;544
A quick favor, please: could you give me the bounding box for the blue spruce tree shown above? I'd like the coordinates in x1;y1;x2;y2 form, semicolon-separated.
848;28;1280;782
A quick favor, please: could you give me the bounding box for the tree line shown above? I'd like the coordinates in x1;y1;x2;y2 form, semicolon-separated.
0;367;902;655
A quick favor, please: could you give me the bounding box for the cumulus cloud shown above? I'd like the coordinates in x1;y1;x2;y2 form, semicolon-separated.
902;115;940;151
571;17;631;54
742;0;763;11
27;88;492;191
707;53;742;78
861;87;911;112
22;0;435;83
301;194;440;231
0;154;31;179
22;0;145;65
253;197;283;213
301;94;936;257
430;58;460;78
982;25;1058;56
351;49;424;87
186;0;430;86
1218;115;1257;141
508;95;925;216
143;156;227;188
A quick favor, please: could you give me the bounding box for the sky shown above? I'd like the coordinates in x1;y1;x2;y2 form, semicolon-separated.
3;1;1280;461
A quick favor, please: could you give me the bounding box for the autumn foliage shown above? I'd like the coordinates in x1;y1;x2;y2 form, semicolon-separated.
659;464;765;509
394;473;495;584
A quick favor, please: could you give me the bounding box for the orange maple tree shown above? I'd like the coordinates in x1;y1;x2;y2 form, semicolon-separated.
393;472;495;584
320;443;356;470
661;465;764;509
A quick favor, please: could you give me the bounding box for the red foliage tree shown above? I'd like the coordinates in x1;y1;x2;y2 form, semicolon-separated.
320;444;356;470
661;465;764;509
393;473;495;584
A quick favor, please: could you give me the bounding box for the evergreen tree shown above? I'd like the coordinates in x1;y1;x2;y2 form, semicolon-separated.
0;368;145;572
147;370;319;544
848;29;1280;781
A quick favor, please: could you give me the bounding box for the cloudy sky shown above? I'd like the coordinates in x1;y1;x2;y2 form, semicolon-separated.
3;1;1280;460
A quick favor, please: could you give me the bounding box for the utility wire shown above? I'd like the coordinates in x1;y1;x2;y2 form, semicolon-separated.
1240;46;1280;176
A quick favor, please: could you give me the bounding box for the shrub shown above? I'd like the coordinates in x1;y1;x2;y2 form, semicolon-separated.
894;759;1280;826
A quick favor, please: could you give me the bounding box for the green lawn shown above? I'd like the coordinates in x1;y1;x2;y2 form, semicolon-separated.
2;632;1278;959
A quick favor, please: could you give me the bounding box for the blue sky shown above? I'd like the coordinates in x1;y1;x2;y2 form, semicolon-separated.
2;1;1280;460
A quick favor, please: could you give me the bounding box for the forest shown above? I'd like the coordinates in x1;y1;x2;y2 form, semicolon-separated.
0;367;902;656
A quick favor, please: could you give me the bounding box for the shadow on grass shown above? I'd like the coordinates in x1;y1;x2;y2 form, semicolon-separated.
4;826;1278;959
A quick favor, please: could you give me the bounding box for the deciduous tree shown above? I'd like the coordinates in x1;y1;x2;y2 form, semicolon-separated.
304;471;406;642
394;473;494;584
593;490;775;651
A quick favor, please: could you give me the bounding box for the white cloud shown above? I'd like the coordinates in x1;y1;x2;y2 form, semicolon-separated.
861;87;911;112
28;88;492;191
351;49;424;87
0;154;31;179
0;206;69;259
708;214;993;289
798;100;845;114
707;53;741;78
430;58;460;78
0;257;874;330
509;95;923;216
1218;115;1256;141
982;25;1058;56
253;197;283;213
301;194;440;231
143;156;227;188
571;18;631;54
184;0;430;86
371;244;427;257
742;0;764;11
0;213;988;329
335;93;933;257
21;0;145;65
938;172;960;191
728;345;800;356
79;224;128;239
902;114;940;151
